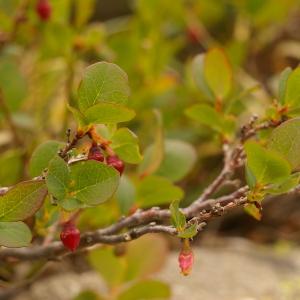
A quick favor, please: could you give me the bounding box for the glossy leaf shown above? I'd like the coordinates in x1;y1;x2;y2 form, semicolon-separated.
0;221;32;248
137;175;184;208
29;141;64;177
268;118;300;169
245;141;291;185
0;180;47;221
204;48;233;100
77;62;130;112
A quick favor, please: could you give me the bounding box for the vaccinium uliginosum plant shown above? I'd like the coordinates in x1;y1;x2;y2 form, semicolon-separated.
1;48;300;284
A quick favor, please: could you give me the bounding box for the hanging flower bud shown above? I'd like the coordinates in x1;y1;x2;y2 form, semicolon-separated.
36;0;52;21
106;155;125;175
178;239;194;276
88;145;104;162
60;221;80;252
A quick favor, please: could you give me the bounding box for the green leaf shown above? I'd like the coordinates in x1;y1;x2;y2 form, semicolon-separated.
0;221;32;248
185;104;235;134
268;118;300;169
29;141;64;177
137;175;184;208
0;56;27;111
0;180;47;221
204;48;233;100
244;203;262;221
278;67;292;104
116;176;136;215
74;290;104;300
74;0;96;27
88;247;126;288
155;139;197;182
46;157;69;200
111;128;142;164
77;62;130;112
117;280;171;300
138;110;164;177
84;102;135;124
170;200;186;230
266;173;300;195
0;149;23;186
69;160;120;206
191;54;214;99
46;158;120;207
283;67;300;109
245;141;291;186
125;235;168;281
245;163;257;190
177;223;198;239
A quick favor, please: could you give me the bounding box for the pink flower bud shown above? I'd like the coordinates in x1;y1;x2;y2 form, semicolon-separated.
178;243;194;276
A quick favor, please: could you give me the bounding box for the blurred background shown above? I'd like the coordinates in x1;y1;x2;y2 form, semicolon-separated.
1;0;300;299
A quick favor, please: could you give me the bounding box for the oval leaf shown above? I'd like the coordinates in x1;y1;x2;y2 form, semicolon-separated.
84;102;135;124
77;62;130;112
268;118;300;169
29;140;64;177
0;221;32;248
0;180;47;221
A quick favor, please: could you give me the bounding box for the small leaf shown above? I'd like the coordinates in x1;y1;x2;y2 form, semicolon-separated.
29;141;64;177
117;280;171;300
185;104;235;135
116;176;136;215
46;158;120;207
244;203;262;221
0;149;23;186
111;128;142;164
155;139;197;182
138;110;164;177
137;175;184;208
0;221;32;248
125;235;168;281
84;102;135;124
77;62;130;112
278;67;292;104
283;67;300;109
245;141;291;186
170;200;186;230
69;160;120;206
46;157;70;200
204;48;233;100
88;247;126;288
178;224;198;239
191;54;214;99
266;173;300;195
0;180;47;221
268;118;300;169
245;163;257;190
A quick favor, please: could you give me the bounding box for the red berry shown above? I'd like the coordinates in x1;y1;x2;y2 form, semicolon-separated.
88;145;104;162
60;222;80;252
106;155;125;175
36;0;51;21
